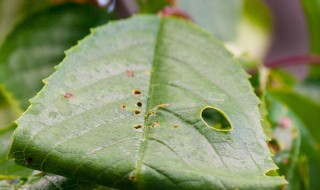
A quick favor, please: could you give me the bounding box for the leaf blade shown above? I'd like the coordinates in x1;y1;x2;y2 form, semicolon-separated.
10;16;286;189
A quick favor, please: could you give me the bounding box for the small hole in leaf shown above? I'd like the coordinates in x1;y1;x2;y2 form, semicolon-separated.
26;157;33;164
133;90;141;95
133;124;143;129
129;176;136;181
136;101;143;107
267;139;280;154
134;109;141;115
265;169;278;176
120;104;126;109
200;107;232;131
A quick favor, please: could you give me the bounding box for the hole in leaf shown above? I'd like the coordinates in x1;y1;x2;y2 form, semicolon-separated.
136;101;143;107
134;109;141;115
120;104;126;109
26;157;33;164
200;107;233;131
133;124;143;129
267;139;281;154
265;169;278;176
129;175;136;181
132;90;141;95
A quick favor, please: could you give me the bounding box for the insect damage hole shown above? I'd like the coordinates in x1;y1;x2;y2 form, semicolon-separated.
133;124;143;129
132;90;141;95
26;157;33;164
200;106;233;131
134;109;141;115
136;101;143;107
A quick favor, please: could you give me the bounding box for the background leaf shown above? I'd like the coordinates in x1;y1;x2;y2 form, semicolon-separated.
0;0;50;45
10;16;286;189
177;0;242;41
301;0;320;79
0;3;109;110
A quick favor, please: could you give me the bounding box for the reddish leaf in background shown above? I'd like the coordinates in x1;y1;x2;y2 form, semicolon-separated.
157;7;193;21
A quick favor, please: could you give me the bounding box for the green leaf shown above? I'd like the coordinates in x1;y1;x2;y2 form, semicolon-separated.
0;125;33;179
0;3;109;110
295;80;320;105
269;90;320;142
267;93;320;190
301;0;320;79
0;87;21;129
0;0;50;45
1;125;107;190
225;0;272;60
266;95;303;190
177;0;242;41
9;16;286;189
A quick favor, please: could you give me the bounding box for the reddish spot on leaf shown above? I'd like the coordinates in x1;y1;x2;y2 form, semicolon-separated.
151;121;160;128
126;70;134;77
279;117;292;129
157;7;193;21
64;92;73;99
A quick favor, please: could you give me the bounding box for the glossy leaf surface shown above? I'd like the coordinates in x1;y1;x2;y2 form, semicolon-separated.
10;16;286;189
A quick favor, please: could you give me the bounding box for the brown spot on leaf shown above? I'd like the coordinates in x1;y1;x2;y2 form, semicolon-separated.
64;92;73;99
133;124;143;129
132;90;141;95
134;109;141;115
129;175;136;181
151;121;160;128
173;125;180;128
126;70;134;77
155;104;169;110
120;104;126;109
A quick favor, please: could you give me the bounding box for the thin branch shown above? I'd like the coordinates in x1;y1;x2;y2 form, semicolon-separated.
265;54;320;68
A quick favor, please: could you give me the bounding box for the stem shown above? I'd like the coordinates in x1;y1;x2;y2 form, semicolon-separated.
265;55;320;68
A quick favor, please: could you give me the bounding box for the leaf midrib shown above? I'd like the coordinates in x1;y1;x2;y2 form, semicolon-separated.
134;18;164;187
